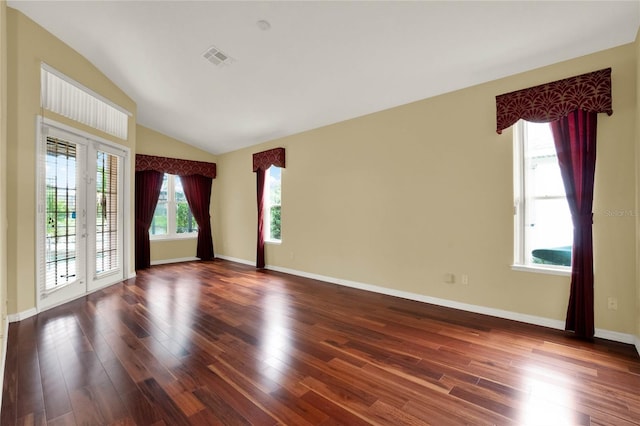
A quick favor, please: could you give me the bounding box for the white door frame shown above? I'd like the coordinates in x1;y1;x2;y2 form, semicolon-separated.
36;117;131;312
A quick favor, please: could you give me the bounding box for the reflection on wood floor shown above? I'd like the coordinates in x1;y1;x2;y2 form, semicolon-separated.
2;259;640;425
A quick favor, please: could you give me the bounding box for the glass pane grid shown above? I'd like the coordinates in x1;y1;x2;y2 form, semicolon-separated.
152;174;198;236
95;152;119;274
45;137;78;290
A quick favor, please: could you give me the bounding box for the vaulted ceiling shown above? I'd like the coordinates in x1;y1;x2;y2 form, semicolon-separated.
8;1;640;154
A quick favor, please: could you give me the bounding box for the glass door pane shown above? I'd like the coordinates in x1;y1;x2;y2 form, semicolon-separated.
38;124;127;310
45;137;80;290
39;132;87;310
88;145;124;291
95;151;119;275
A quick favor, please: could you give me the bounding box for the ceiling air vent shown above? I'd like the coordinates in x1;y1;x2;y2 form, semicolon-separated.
202;45;234;67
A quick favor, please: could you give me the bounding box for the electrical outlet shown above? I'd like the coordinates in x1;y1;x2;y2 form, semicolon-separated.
461;274;469;285
607;297;618;311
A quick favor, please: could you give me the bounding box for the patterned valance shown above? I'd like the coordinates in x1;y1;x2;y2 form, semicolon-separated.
252;147;285;172
135;154;216;178
496;68;612;134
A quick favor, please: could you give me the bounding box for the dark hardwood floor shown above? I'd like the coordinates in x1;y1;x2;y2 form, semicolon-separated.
2;260;640;425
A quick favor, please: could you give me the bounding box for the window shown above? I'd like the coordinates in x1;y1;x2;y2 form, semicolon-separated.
41;65;130;139
150;174;198;238
514;120;572;270
265;166;281;242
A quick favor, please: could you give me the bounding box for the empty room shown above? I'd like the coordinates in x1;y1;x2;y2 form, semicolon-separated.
1;1;640;424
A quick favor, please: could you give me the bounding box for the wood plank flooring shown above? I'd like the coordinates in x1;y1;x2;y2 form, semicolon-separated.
2;259;640;425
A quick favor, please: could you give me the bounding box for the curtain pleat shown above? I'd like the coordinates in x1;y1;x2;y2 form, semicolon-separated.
256;170;266;269
252;148;285;269
135;170;164;270
550;110;598;338
180;175;214;260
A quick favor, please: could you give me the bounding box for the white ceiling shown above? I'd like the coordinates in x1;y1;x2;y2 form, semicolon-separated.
8;1;640;154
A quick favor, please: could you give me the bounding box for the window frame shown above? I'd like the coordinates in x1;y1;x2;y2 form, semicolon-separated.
512;120;571;276
41;64;130;139
264;166;282;244
150;174;198;241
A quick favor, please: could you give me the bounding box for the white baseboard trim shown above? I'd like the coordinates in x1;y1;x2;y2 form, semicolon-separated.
215;255;255;266
216;255;637;346
11;275;136;324
268;264;573;329
593;329;636;345
8;308;37;323
151;256;198;266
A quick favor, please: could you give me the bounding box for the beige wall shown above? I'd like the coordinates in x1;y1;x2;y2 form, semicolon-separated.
636;28;640;348
215;44;637;335
6;9;136;314
1;0;8;342
136;125;217;162
136;124;218;263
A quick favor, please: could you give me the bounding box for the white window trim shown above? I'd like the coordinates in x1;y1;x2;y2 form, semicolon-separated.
150;234;198;242
150;174;198;240
41;64;131;140
511;264;571;277
513;120;571;275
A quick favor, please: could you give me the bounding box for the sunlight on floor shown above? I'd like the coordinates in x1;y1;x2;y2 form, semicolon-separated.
260;287;292;385
146;281;195;352
518;365;582;425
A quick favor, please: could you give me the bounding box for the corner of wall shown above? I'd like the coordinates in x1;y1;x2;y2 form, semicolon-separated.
1;0;9;407
635;25;640;355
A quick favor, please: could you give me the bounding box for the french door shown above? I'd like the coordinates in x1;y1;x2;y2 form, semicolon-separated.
37;123;126;310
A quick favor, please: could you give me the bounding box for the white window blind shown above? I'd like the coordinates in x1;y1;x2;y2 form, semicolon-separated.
41;65;130;140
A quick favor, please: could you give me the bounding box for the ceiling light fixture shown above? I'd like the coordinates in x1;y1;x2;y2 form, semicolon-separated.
256;20;271;31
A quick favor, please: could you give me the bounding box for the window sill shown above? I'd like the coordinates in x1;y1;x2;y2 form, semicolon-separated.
265;239;281;245
511;264;571;277
150;234;198;242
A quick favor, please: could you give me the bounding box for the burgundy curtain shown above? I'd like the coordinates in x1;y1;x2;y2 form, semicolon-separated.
550;110;598;338
135;154;216;262
496;68;612;134
180;175;214;260
496;68;612;339
136;154;216;178
253;147;285;269
135;170;164;270
256;170;266;268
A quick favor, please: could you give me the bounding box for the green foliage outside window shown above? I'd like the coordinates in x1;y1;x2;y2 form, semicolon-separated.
149;175;197;236
268;166;281;241
177;202;198;233
46;187;74;237
270;205;281;240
